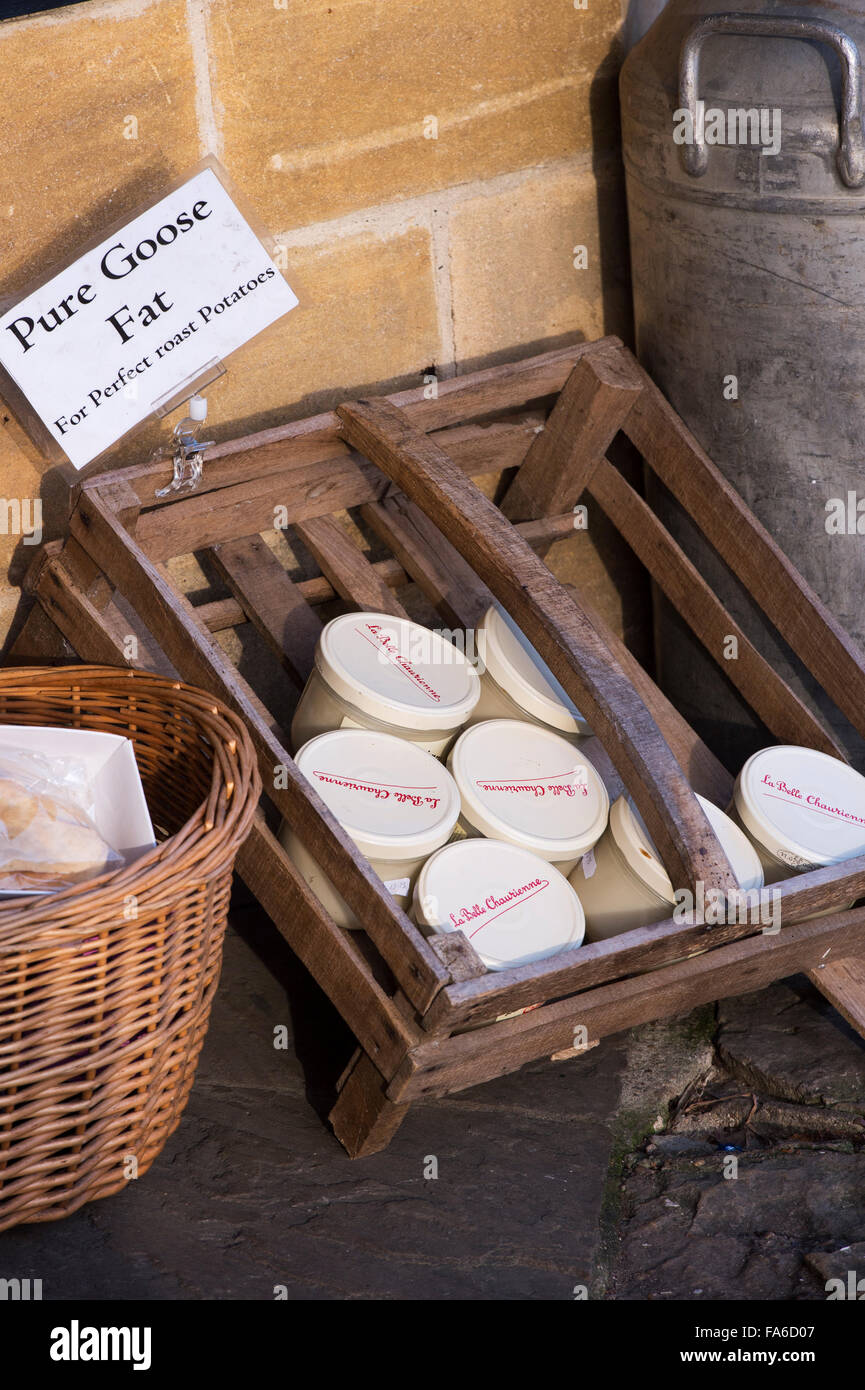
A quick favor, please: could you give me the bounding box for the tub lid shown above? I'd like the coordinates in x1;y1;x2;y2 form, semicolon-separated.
478;604;592;736
448;719;609;858
699;796;764;893
295;729;461;860
414;838;585;970
317;613;480;731
734;745;865;869
610;793;763;902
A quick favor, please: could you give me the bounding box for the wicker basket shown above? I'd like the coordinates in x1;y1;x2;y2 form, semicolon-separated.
0;666;260;1231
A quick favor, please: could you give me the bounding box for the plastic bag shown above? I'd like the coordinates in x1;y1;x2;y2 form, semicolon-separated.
0;748;122;894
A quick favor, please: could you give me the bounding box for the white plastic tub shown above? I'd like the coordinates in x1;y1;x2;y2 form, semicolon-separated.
291;612;481;756
413;837;585;970
447;718;609;876
470;604;592;744
730;745;865;911
281;728;461;928
572;793;764;940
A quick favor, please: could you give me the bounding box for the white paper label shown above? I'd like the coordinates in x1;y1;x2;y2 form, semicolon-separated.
581;847;597;879
774;847;816;870
0;167;298;468
384;877;411;898
496;1004;541;1022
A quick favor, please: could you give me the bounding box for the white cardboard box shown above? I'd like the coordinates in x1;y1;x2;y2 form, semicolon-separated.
0;725;157;897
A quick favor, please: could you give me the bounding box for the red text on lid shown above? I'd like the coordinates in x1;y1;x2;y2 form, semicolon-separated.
445;876;551;933
474;767;589;799
759;772;865;830
312;769;441;809
355;624;443;703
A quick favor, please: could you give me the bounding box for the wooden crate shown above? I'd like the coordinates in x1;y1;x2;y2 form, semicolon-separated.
10;335;865;1157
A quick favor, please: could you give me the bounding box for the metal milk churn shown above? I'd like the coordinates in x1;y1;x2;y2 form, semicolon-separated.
621;1;865;765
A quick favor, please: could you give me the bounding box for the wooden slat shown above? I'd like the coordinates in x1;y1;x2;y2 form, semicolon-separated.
136;446;381;563
588;458;843;757
423;849;865;1030
19;538;64;594
196;596;248;633
4;598;77;665
30;556;142;668
624;360;865;745
336;1047;364;1094
69;488;449;1014
337;398;738;900
19;546;178;677
361;493;493;629
96;478;141;533
195;514;582;633
516;514;587;549
59;535;116;612
237;813;420;1078
295;514;410;617
209;534;321;687
807;954;865;1037
133;414;544;563
390;906;865;1100
329;1051;412;1158
501;343;644;520
196;559;407;632
425;930;487;983
566;583;732;806
85;338;620;511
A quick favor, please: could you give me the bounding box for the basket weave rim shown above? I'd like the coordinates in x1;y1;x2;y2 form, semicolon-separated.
0;665;260;939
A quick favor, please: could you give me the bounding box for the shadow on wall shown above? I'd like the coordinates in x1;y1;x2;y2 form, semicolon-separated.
590;42;632;350
0;1;74;15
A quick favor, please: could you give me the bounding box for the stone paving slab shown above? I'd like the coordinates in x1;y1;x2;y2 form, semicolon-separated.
608;1151;865;1301
718;979;865;1109
606;977;865;1302
5;906;865;1302
0;907;629;1301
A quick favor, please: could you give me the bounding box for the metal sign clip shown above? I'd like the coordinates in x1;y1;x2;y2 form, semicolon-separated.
155;395;215;499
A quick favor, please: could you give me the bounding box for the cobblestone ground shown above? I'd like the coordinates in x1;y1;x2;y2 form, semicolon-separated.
605;980;865;1301
3;902;863;1301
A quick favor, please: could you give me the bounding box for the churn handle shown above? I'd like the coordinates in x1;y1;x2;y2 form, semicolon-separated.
679;12;865;187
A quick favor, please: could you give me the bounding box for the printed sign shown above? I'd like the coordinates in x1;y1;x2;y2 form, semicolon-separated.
0;167;298;468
